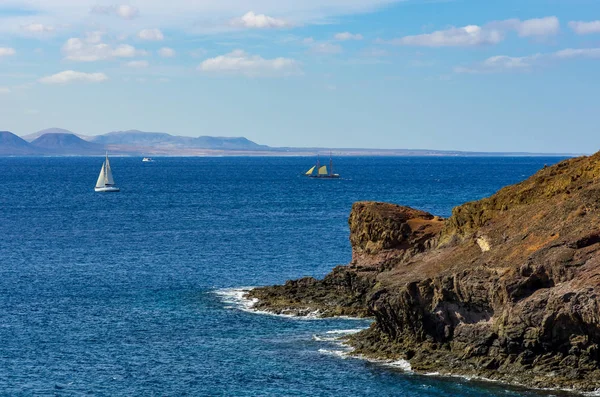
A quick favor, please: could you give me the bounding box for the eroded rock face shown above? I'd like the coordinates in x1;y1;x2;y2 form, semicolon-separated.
248;203;443;317
249;152;600;392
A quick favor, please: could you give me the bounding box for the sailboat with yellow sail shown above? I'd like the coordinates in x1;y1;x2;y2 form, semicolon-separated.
305;153;340;179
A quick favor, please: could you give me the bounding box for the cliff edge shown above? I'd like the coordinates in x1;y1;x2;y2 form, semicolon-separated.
248;152;600;392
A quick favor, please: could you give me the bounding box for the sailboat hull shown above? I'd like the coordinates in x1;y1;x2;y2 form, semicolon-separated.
95;186;120;192
309;174;340;179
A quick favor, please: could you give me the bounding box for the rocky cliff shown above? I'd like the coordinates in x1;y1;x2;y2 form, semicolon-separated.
248;153;600;392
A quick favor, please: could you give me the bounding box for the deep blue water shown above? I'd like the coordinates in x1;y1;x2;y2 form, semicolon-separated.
0;156;570;396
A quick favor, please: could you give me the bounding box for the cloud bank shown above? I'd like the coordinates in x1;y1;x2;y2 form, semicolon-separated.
199;50;301;77
39;70;109;84
569;20;600;35
456;47;600;73
91;5;140;20
389;17;560;47
62;37;146;62
230;12;291;29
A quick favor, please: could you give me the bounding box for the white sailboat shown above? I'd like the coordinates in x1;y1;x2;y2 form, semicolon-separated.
95;153;120;192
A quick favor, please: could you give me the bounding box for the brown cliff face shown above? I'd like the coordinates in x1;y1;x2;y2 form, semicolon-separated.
349;202;443;270
249;152;600;392
248;203;442;317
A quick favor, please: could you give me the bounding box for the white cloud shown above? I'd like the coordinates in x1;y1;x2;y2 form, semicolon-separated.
0;47;16;57
456;47;600;73
310;42;343;54
303;38;343;54
39;70;109;84
158;47;176;58
0;1;398;36
198;50;301;77
138;28;164;41
125;60;149;68
455;54;540;74
484;55;535;69
553;48;600;59
0;87;11;94
85;31;104;44
509;16;560;37
91;5;140;20
569;21;600;35
113;44;144;57
116;5;140;19
390;16;559;47
230;11;291;29
392;25;503;47
62;38;145;62
334;32;363;41
22;23;55;33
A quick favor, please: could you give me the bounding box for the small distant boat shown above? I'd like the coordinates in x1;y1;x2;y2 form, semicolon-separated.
95;153;120;192
142;157;154;162
305;152;340;179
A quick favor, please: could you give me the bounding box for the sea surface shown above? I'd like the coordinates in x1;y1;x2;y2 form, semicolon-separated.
0;156;572;396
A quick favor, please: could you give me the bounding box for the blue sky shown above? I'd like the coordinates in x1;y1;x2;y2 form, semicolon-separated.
0;0;599;152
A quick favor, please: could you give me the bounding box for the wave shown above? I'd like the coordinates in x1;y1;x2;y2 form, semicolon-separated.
213;287;367;321
215;288;596;394
325;328;365;335
318;348;352;359
385;359;413;371
312;328;366;342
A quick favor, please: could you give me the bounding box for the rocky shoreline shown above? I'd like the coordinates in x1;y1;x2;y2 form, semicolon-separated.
247;153;600;393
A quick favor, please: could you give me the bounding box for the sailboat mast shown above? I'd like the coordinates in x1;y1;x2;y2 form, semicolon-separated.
329;151;333;176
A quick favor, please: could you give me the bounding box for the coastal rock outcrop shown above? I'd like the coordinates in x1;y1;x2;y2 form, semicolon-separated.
248;152;600;392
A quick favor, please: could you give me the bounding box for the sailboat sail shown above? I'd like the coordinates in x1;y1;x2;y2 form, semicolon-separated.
95;153;119;192
96;162;107;188
305;166;316;175
318;166;328;175
105;157;115;185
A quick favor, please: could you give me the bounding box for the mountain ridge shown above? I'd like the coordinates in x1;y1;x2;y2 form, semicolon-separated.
0;131;42;155
31;133;106;155
22;128;93;142
0;128;580;156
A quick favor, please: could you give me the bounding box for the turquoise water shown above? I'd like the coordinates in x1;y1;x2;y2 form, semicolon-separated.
0;156;569;396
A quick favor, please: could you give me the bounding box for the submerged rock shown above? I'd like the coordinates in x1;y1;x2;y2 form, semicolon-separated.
249;152;600;392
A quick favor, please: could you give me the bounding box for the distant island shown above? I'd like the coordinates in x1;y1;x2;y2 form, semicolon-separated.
0;128;575;157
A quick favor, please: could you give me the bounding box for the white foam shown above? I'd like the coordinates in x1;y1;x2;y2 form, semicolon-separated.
325;328;365;335
312;329;415;374
423;370;594;395
385;359;412;372
318;348;351;359
214;287;259;312
213;288;369;321
217;288;598;395
213;288;328;320
312;335;340;342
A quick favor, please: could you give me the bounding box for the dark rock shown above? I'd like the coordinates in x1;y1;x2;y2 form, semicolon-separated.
249;152;600;392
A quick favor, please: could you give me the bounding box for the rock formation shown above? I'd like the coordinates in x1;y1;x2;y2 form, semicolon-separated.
248;153;600;392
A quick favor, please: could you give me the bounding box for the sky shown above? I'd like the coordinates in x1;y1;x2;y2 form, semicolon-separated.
0;0;599;153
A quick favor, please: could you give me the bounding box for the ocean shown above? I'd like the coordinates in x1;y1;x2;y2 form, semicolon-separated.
0;156;569;396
